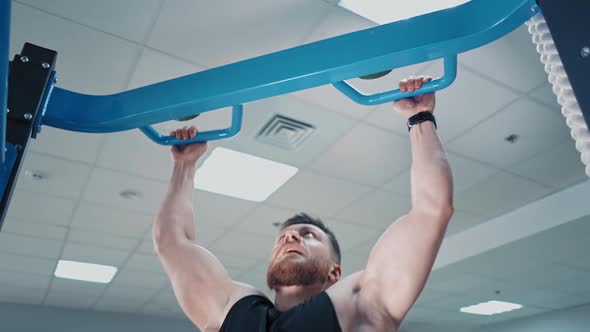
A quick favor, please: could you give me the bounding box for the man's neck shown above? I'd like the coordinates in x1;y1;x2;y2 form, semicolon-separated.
273;284;326;311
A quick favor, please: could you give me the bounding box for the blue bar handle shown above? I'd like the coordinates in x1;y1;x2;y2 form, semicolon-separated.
332;55;458;106
138;104;243;145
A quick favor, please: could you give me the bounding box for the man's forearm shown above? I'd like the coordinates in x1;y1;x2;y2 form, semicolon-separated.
153;162;197;251
409;121;453;214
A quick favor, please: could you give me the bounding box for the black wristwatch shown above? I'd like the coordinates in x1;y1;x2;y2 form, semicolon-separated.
407;111;437;132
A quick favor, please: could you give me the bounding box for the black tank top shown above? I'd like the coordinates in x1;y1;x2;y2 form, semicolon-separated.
219;291;342;332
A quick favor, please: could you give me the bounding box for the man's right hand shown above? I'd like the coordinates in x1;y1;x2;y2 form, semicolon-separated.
170;126;208;164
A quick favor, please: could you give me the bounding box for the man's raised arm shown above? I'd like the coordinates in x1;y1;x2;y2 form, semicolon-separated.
360;76;454;325
152;127;238;329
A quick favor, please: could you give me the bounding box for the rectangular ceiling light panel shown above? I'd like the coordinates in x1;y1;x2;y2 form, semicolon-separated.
54;260;117;283
195;147;298;202
460;300;523;315
338;0;471;25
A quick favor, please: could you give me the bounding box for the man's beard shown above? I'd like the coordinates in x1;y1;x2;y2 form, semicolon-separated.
266;255;331;290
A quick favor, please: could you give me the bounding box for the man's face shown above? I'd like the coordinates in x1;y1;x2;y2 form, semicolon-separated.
266;224;338;289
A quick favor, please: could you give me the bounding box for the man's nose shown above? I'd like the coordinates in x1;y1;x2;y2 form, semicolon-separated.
284;231;301;243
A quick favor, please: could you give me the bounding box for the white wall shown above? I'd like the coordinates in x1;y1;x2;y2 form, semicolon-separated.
0;303;196;332
478;304;590;332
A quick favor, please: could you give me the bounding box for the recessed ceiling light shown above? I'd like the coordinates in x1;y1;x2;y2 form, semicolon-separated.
195;147;298;202
505;134;520;143
24;170;48;180
460;300;523;315
338;0;470;25
119;189;141;199
54;260;117;283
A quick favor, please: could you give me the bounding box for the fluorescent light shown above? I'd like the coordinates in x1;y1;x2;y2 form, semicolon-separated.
54;260;117;283
195;147;298;202
460;301;523;315
338;0;471;25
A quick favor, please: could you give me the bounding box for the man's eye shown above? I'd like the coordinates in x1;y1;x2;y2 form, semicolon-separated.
304;232;314;238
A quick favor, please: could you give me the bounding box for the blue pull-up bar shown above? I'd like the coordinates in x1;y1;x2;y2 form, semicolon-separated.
35;0;539;145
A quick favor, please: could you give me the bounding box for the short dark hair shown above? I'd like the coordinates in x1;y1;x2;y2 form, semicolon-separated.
279;213;341;265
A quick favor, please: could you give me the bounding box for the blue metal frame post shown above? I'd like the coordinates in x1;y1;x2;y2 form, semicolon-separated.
0;0;11;164
0;43;57;229
536;0;590;130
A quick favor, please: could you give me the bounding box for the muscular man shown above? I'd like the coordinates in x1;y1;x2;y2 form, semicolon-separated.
152;76;453;332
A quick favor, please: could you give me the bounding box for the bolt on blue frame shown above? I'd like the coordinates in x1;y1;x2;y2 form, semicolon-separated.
2;0;541;148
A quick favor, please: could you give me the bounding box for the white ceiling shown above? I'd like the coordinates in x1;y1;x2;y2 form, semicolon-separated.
3;0;589;329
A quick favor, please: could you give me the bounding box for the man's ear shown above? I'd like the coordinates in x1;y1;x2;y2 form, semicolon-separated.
328;265;342;283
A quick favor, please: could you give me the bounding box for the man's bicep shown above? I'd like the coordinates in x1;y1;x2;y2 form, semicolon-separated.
362;211;450;321
156;239;236;327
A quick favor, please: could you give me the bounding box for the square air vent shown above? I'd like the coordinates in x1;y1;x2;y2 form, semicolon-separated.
256;114;316;150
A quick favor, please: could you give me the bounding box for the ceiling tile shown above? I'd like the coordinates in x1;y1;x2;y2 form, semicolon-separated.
236;266;272;295
528;82;559;110
127;48;206;90
309;123;411;186
101;283;159;304
10;2;142;94
1;218;67;241
44;288;100;310
210;230;275;260
67;229;139;251
511;140;587;190
334;189;410;230
234;205;299;237
50;277;109;296
426;267;495;295
340;250;369;276
82;168;167;214
16;152;92;199
365;65;519;142
381;169;410;196
124;253;164;274
445;210;487;236
0;233;62;259
265;170;373;217
450;243;546;283
303;5;374;44
495;219;590;265
455;171;552;219
93;296;144;314
62;242;130;267
7;189;76;226
216;253;260;271
0;285;45;305
448;98;572;169
323;218;381;252
447;153;499;194
553;273;590;295
150;286;178;307
148;0;332;67
220;95;357;168
459;24;548;94
0;252;56;276
17;0;162;42
193;190;258;228
28;127;106;164
71;202;152;238
290;85;377;120
96;129;175;182
110;267;168;291
0;270;52;289
340;239;375;275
